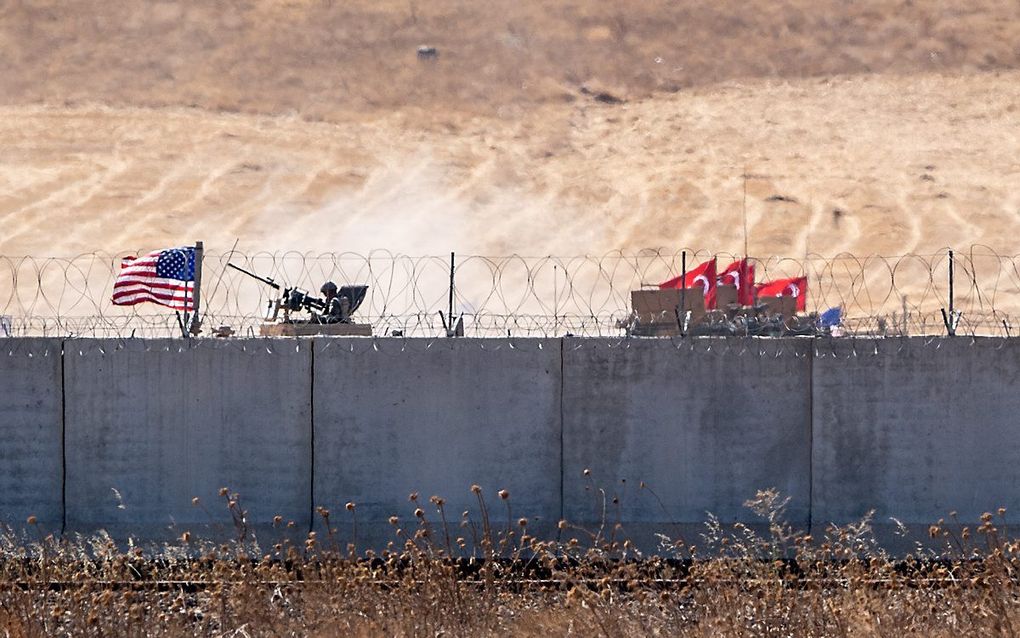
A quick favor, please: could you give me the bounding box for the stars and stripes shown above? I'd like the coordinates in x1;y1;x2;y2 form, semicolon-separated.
112;247;195;311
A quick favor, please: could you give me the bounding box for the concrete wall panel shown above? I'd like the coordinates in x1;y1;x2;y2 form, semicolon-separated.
562;338;813;546
313;338;561;549
812;337;1020;539
64;339;311;540
0;338;63;532
0;334;1015;553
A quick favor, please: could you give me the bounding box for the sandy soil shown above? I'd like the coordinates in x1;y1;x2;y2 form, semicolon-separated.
3;0;1020;257
1;1;1020;331
1;72;1018;259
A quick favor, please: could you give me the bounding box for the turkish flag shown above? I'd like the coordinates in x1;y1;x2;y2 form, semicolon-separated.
755;276;808;312
658;257;718;308
718;259;756;306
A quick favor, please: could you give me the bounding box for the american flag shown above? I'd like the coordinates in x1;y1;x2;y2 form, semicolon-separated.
112;247;196;310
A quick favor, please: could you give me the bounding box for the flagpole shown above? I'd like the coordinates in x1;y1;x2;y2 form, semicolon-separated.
175;311;187;338
181;306;189;339
189;241;204;336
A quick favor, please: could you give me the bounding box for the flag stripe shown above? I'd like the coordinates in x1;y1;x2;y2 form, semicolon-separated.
113;291;191;306
118;261;161;275
114;289;191;302
114;277;195;290
112;289;191;303
113;288;192;300
113;293;192;310
120;257;158;267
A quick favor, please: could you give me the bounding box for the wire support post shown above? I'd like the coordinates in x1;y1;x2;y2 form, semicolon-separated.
675;251;688;337
941;247;960;337
442;251;463;337
189;241;204;336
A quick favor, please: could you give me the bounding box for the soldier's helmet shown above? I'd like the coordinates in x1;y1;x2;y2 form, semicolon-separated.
320;281;338;295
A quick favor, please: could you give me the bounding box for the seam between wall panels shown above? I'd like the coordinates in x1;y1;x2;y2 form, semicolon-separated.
558;338;565;537
309;341;315;535
60;339;67;536
807;339;815;537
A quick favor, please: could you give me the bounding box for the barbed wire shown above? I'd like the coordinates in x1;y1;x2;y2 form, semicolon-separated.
1;247;1018;338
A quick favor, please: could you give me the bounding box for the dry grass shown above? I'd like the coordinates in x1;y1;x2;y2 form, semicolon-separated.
2;488;1018;636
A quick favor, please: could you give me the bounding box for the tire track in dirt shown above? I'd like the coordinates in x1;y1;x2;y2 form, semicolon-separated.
0;168;78;219
2;70;1019;275
0;163;104;235
0;151;130;251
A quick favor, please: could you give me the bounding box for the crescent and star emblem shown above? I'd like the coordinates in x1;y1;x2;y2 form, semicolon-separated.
693;274;710;292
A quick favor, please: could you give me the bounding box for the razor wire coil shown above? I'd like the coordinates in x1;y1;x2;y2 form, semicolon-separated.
1;246;1018;339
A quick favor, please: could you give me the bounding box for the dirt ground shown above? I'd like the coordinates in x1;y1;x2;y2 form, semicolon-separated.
1;1;1019;260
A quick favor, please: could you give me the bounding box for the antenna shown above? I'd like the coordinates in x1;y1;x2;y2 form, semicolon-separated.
805;196;811;263
742;168;749;258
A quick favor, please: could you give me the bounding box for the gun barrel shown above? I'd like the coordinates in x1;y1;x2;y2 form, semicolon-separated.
226;262;281;290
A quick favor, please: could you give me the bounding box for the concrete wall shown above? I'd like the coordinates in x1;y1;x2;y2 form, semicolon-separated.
562;337;812;546
0;338;63;533
3;336;1020;551
63;338;312;540
812;337;1020;542
312;338;562;548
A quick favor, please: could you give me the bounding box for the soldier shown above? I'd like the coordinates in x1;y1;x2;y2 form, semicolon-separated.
313;281;346;324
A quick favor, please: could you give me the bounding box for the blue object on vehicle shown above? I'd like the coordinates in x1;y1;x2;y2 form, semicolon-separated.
819;307;842;327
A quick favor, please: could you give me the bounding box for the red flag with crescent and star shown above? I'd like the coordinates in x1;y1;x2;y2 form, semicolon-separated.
718;258;756;306
658;257;718;309
755;276;808;311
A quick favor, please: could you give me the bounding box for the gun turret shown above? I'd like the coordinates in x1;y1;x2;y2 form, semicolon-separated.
281;288;326;314
227;262;368;325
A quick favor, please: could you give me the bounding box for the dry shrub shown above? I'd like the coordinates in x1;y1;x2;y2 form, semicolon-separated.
1;487;1019;636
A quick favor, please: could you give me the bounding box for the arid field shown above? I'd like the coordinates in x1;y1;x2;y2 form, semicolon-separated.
2;1;1020;259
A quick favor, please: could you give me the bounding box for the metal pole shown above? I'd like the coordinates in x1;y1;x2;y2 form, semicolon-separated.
448;251;455;337
677;251;687;336
948;248;955;322
189;241;204;336
941;248;957;336
175;311;187;339
553;265;559;336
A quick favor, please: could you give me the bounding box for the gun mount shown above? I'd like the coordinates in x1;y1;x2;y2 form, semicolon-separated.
226;262;372;336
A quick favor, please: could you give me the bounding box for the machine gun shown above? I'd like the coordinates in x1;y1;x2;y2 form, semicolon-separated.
226;262;367;323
